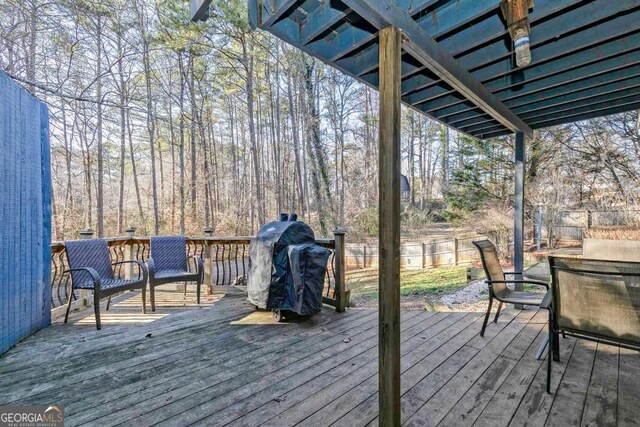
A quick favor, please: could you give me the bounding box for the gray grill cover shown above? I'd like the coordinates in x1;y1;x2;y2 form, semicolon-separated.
247;220;330;315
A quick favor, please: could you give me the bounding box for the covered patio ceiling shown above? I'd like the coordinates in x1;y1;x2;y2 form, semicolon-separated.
232;0;640;140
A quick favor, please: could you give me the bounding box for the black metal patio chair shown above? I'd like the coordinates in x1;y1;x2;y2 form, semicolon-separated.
64;239;148;330
472;239;549;336
148;236;204;311
542;256;640;393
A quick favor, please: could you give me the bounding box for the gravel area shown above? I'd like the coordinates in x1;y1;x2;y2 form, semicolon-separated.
434;279;490;312
349;280;494;312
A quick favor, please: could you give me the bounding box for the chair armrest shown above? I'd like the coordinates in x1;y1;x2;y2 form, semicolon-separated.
63;267;101;288
190;255;204;279
146;257;156;281
503;271;523;276
486;279;549;289
112;260;149;282
540;290;552;309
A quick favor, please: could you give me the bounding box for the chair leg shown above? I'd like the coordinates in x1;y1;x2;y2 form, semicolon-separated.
196;281;201;305
552;330;560;362
493;302;503;323
106;296;112;311
481;297;493;337
547;325;552;394
64;287;74;324
184;283;187;296
94;292;102;330
141;287;147;314
150;285;156;312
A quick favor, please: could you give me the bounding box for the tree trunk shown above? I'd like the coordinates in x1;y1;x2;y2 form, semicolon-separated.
126;108;145;229
143;41;159;234
242;33;264;225
178;52;186;234
189;54;197;217
287;71;305;214
117;29;126;234
96;14;104;237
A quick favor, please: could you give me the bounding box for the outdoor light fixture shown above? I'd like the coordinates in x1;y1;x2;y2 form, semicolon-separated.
501;0;534;68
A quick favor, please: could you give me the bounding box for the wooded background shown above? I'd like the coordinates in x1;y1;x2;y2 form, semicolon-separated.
2;0;639;240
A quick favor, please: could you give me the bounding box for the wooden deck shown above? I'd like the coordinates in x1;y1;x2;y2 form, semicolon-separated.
0;288;638;427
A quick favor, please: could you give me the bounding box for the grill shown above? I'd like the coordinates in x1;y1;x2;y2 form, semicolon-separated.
247;213;330;321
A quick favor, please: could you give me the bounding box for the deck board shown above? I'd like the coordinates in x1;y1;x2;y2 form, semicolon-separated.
617;348;640;427
0;288;634;427
546;339;597;427
580;343;619;427
69;309;376;425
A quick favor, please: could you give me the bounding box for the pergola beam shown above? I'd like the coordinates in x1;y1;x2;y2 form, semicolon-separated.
315;0;441;63
343;0;533;138
301;2;351;45
409;7;640;110
463;87;640;134
424;42;640;120
399;0;585;89
335;0;495;69
477;100;640;139
346;0;584;92
529;101;640;129
261;0;299;27
445;64;640;126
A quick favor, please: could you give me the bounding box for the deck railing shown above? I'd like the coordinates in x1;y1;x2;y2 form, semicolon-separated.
50;229;347;314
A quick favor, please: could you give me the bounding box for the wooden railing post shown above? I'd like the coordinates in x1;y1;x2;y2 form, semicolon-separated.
363;244;367;268
333;228;347;313
203;227;214;290
79;228;94;239
124;226;137;279
453;238;459;266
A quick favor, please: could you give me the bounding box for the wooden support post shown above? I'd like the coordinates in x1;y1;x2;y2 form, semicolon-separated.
203;227;214;291
125;226;136;280
378;25;402;427
333;228;347;312
514;132;525;305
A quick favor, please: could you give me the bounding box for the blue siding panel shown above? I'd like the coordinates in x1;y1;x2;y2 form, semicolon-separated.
0;70;52;355
40;102;52;328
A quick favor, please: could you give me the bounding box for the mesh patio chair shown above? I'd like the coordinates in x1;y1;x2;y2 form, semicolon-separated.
473;239;549;336
64;239;148;330
148;236;204;311
542;256;640;393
